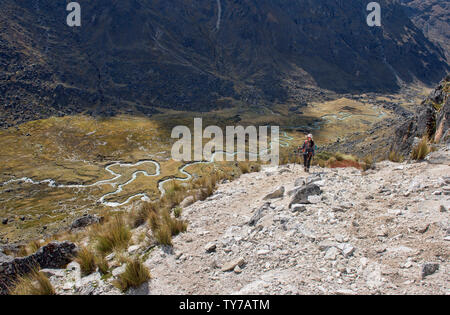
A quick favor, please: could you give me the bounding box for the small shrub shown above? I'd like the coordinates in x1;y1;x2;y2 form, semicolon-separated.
335;153;357;162
361;155;375;171
76;247;96;276
388;150;404;163
28;240;42;254
95;216;131;255
96;255;109;275
114;259;151;292
328;160;361;169
154;225;172;246
411;137;430;160
238;162;250;174
173;206;182;218
9;269;56;295
148;210;161;231
129;205;151;228
162;211;188;236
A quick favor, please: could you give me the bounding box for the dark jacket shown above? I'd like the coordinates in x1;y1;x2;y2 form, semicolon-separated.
301;140;315;155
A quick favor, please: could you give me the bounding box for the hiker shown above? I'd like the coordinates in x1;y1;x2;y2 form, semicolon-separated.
302;134;315;173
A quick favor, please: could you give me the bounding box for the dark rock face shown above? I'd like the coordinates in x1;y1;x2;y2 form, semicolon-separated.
0;0;448;127
400;0;450;61
392;75;449;155
71;214;103;230
289;184;322;207
0;241;77;295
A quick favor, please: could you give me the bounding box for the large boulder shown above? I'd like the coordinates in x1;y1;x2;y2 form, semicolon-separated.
0;241;78;295
289;184;322;208
71;214;103;230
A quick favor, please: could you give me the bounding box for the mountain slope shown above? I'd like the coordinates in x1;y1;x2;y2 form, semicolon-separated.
401;0;450;61
0;0;448;127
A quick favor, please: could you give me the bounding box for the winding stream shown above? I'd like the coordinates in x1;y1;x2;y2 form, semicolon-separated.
0;104;384;207
0;133;294;207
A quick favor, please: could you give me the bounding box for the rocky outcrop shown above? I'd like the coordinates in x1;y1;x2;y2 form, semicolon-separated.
401;0;450;61
289;184;322;207
71;214;104;230
435;97;450;143
0;241;77;295
392;75;449;155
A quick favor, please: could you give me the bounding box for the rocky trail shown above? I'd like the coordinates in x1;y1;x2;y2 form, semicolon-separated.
38;145;450;295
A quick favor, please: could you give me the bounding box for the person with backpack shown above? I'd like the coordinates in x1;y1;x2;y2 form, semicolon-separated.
301;134;315;173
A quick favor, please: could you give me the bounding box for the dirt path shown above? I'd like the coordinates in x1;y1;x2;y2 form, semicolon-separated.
143;156;449;295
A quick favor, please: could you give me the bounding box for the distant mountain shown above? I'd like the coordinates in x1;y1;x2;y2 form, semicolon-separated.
400;0;450;61
0;0;448;127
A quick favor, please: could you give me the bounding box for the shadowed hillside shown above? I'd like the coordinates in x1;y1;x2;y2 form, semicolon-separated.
0;0;448;128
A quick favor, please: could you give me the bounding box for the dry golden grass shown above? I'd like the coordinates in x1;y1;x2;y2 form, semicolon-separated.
238;161;250;174
388;150;405;163
76;247;97;276
114;259;151;292
9;269;56;295
162;210;188;236
129;205;152;228
411;137;431;160
94;216;131;255
154;225;173;246
96;255;109;275
361;155;375;171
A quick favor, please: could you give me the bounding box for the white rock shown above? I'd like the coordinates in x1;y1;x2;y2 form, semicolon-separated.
318;240;336;252
112;265;126;277
127;245;141;255
308;195;322;204
204;242;217;253
335;289;357;295
257;249;270;256
222;257;246;272
338;243;355;258
324;247;339;260
105;253;116;261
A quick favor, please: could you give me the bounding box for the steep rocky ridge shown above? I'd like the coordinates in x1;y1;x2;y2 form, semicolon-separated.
401;0;450;61
392;75;450;155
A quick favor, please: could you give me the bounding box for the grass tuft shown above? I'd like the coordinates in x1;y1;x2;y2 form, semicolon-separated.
76;247;97;276
411;136;431;160
173;206;182;218
361;154;375;171
114;259;151;292
95;216;131;255
9;269;56;295
154;225;173;246
388;150;404;163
